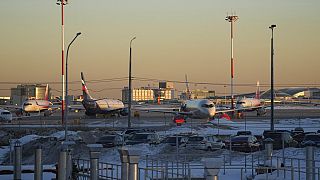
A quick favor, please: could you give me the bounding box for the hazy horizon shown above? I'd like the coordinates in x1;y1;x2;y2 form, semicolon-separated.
1;0;319;99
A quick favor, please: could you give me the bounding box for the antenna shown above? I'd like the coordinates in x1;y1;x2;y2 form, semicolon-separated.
185;74;191;100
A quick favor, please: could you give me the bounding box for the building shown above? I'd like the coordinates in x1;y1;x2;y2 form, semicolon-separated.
122;81;175;103
122;87;154;103
10;84;50;106
0;97;10;105
179;89;215;100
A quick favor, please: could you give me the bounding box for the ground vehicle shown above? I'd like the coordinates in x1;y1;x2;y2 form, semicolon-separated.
228;135;260;152
97;135;123;148
301;134;320;147
184;135;225;151
236;131;252;136
120;128;146;140
162;136;188;146
263;131;298;149
125;132;161;145
0;109;12;122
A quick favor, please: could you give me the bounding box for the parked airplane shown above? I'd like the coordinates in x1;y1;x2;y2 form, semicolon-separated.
235;81;266;116
81;72;128;117
136;99;236;120
0;108;12;122
19;84;57;116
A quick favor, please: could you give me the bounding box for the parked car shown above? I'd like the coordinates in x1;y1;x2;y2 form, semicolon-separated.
125;132;161;145
237;131;252;136
162;136;188;146
120;128;146;140
228;135;261;152
97;135;123;148
263;131;298;149
301;134;320;147
184;135;225;151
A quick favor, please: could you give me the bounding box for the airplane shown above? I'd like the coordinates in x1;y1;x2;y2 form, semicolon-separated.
81;72;128;117
235;81;267;116
19;84;57;116
0;108;12;122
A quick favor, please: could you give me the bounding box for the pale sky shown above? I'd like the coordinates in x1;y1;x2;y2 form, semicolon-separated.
0;0;319;99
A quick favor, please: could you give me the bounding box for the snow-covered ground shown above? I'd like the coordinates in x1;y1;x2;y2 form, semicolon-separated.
1;115;320;179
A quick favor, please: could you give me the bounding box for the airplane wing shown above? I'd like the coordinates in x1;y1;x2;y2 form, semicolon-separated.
132;107;194;116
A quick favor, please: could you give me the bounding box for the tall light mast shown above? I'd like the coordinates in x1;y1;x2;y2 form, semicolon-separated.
56;0;68;125
225;15;239;112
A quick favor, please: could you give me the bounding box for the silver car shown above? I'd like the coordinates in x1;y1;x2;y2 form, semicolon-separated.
185;135;225;151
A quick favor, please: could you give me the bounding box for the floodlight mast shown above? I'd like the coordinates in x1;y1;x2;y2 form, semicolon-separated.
225;15;239;114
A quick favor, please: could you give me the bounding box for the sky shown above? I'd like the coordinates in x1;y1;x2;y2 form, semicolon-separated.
0;0;319;99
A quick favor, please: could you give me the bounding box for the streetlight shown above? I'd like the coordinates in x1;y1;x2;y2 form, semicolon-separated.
56;0;68;125
65;32;81;141
269;24;276;130
225;15;239;114
128;37;136;128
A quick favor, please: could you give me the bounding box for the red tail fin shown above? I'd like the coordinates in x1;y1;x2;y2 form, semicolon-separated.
44;84;49;101
255;81;260;99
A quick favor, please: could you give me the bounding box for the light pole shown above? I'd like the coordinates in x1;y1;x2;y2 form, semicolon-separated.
225;15;239;114
65;32;81;141
128;37;136;128
269;24;276;131
56;0;68;125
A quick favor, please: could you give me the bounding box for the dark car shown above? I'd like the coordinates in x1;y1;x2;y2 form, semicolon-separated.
227;135;261;152
163;136;188;146
125;132;160;145
301;134;320;147
263;131;298;149
97;135;123;148
236;131;252;136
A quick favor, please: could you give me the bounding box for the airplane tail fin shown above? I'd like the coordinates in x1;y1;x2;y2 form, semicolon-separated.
255;81;260;99
81;72;93;100
44;84;49;101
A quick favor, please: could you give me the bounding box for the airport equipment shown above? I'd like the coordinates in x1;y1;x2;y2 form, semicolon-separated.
225;15;239;113
128;37;137;128
56;0;68;125
65;32;81;142
269;24;277;130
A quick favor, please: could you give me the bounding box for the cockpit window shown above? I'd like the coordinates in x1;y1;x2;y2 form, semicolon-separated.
236;101;245;105
201;104;214;108
23;103;32;106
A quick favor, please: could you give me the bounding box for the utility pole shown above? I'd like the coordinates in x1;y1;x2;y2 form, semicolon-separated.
225;15;239;113
269;24;276;130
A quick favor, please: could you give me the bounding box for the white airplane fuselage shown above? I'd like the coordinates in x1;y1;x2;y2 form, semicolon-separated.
181;99;216;119
236;98;261;110
22;100;52;113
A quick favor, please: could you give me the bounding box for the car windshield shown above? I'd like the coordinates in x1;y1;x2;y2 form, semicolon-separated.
165;137;181;143
132;134;149;140
304;135;320;141
1;112;11;115
232;136;249;142
188;137;204;142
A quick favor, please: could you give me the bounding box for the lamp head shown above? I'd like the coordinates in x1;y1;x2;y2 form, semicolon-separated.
76;32;82;36
269;24;276;29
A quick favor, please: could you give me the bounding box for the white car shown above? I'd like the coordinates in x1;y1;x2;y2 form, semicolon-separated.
184;135;225;151
0;109;12;122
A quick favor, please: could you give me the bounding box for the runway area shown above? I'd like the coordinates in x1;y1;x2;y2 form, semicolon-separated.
1;105;320;130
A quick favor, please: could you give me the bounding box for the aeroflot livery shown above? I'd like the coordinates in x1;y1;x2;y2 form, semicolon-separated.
81;72;128;117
